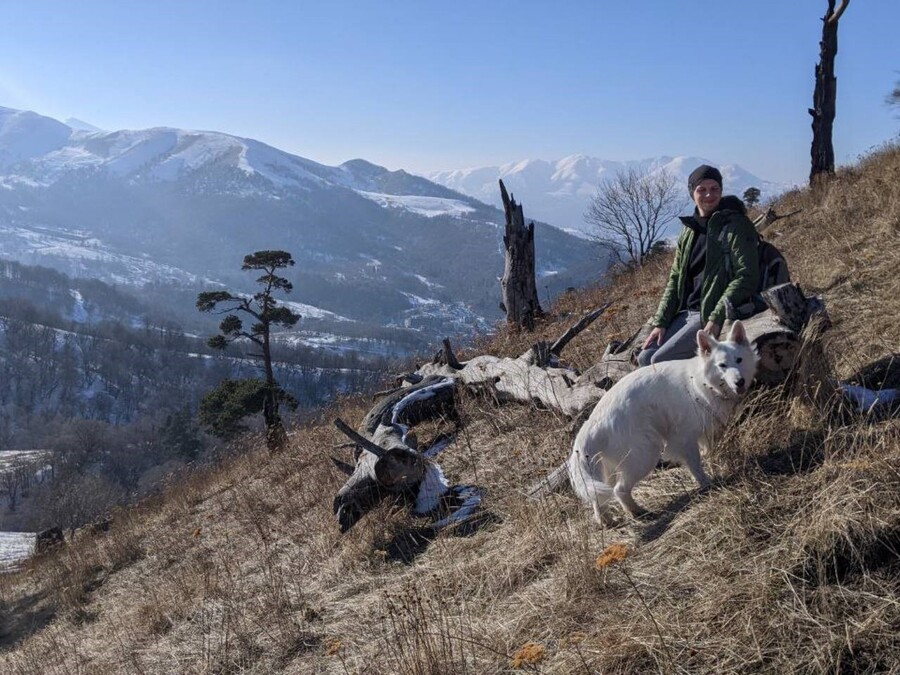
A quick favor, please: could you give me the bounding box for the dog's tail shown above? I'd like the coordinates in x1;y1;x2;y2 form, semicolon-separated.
566;438;614;508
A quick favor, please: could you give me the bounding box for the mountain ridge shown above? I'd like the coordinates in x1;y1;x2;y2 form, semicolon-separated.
0;107;600;340
428;153;793;234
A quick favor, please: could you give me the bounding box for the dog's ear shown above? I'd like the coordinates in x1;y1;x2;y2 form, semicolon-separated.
696;329;717;357
729;320;749;345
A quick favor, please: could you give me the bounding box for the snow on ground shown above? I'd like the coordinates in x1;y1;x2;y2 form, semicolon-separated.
279;300;351;322
231;297;351;322
0;450;51;473
0;451;48;572
0;224;208;286
413;274;444;290
401;292;440;306
355;191;476;218
0;532;34;572
68;289;88;323
278;332;407;357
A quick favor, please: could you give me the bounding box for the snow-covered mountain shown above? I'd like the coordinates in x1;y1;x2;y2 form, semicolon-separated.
0;107;599;338
428;154;793;235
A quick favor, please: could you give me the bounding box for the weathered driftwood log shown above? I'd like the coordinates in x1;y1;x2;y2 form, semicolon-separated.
332;377;481;534
753;207;803;235
415;305;616;417
361;374;457;434
728;283;830;385
499;179;542;330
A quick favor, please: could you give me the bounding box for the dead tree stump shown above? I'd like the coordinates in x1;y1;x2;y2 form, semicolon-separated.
499;179;543;330
809;0;849;183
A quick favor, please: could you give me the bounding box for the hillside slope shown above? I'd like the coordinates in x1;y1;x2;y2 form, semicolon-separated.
1;144;898;674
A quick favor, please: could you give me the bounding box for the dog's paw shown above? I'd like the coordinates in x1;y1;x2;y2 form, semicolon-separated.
592;512;623;528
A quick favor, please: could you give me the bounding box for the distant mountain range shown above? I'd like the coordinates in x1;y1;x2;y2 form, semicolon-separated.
0;107;600;344
428;155;793;235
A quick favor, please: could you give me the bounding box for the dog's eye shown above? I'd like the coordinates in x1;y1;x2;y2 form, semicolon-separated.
736;357;743;364
718;363;726;369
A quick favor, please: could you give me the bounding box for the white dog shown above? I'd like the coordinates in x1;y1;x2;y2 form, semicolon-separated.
567;321;758;524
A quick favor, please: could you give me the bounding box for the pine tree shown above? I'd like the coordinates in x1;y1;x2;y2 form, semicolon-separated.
743;187;761;209
197;250;300;449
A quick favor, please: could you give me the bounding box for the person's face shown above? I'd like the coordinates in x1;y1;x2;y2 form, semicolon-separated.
693;179;722;216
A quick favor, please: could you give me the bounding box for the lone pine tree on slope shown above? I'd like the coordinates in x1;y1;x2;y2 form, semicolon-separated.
197;250;301;450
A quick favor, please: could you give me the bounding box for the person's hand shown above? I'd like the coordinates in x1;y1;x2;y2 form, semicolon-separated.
703;321;721;339
643;326;666;349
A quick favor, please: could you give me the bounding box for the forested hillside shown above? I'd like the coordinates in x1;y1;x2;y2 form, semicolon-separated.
0;143;898;673
0;259;408;532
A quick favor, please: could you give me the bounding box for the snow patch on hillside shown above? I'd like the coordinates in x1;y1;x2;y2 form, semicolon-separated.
413;274;444;290
401;292;440;306
355;191;476;218
69;289;88;323
279;300;351;322
0;532;34;572
0;223;209;287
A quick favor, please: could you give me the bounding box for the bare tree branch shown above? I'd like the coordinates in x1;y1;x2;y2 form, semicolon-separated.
584;167;683;267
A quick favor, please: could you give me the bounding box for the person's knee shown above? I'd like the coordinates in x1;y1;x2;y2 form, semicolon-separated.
637;348;653;367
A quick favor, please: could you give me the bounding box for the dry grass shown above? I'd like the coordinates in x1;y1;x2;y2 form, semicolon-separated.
1;144;900;673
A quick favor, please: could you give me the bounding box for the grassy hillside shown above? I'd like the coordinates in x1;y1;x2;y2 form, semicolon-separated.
1;144;898;674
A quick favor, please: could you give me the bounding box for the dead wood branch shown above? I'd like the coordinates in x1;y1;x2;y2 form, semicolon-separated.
754;208;803;234
548;303;613;358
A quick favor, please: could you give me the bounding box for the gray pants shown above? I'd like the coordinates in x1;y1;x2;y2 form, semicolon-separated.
637;311;703;367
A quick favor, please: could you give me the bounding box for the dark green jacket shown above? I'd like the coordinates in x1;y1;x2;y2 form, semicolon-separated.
652;195;759;328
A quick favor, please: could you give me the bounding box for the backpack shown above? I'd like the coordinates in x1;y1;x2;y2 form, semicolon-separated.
719;225;790;319
757;237;790;291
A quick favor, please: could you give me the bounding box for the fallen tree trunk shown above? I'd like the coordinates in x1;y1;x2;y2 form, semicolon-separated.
414;305;615;417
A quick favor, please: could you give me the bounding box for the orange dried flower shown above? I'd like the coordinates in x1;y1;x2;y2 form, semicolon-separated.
595;543;629;569
326;639;342;656
511;641;545;668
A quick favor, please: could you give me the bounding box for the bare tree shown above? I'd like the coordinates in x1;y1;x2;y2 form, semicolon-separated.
584;167;683;268
889;78;900;112
809;0;850;184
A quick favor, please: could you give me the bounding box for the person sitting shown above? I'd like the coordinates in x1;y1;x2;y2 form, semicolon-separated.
637;164;759;367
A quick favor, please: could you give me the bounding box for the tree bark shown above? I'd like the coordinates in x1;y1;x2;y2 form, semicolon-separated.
809;0;849;184
499;180;543;330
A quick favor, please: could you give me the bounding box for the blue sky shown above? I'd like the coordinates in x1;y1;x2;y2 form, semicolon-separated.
0;1;897;184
